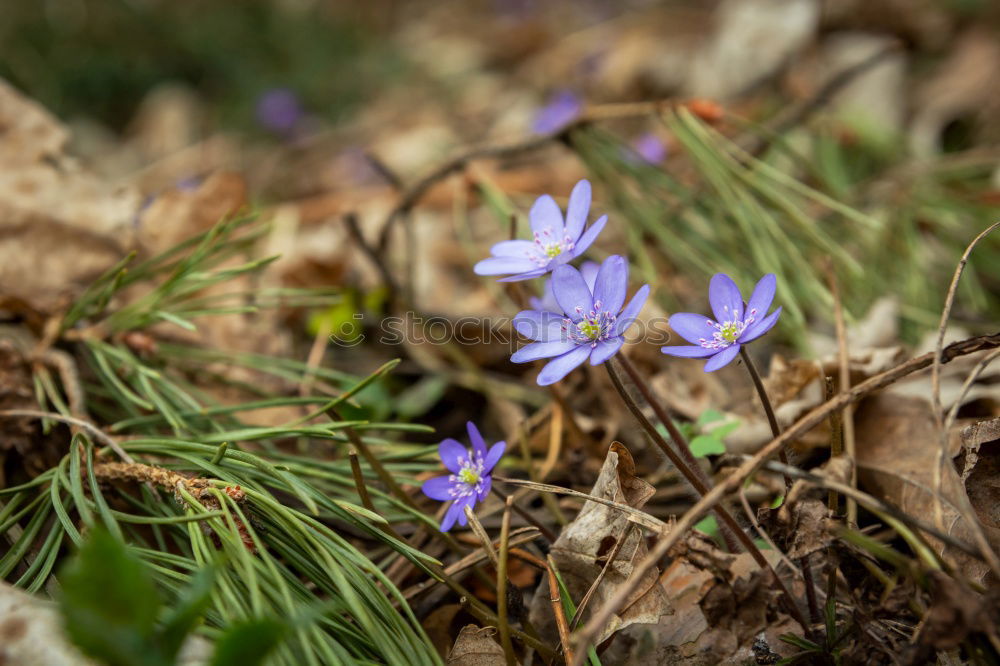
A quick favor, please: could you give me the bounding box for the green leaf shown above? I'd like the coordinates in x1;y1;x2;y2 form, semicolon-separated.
209;619;286;666
159;565;217;661
689;435;726;457
59;528;165;666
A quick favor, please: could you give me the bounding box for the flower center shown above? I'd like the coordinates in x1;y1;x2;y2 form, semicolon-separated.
448;452;488;500
720;322;739;343
528;228;574;266
458;467;480;485
698;308;758;350
563;301;616;346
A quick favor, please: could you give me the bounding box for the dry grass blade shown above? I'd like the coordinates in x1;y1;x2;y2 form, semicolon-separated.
496;495;516;666
493;477;666;532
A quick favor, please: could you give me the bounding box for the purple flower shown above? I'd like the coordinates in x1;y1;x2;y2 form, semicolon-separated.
511;255;650;386
473;180;607;282
529;260;600;312
661;273;782;372
532;90;582;134
633;133;668;163
255;88;303;134
421;422;506;532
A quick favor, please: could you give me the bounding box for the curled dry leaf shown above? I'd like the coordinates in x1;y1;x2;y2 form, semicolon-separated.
446;625;507;666
855;393;1000;585
528;442;671;647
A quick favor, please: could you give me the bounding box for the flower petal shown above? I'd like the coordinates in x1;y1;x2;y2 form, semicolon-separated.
474;256;538;276
513;310;566;341
579;261;601;291
422;475;455;501
709;273;744;324
490;239;537;258
484;442;506;473
739;306;782;343
497;269;548;282
536;345;591;385
529;194;564;235
745;274;776;321
467;421;487;459
456;498;474;526
661;345;715;358
552;265;594;321
440;499;465;532
703;344;741;372
668;313;717;345
571;214;607;257
511;339;578;363
613;284;650;337
589;336;624;365
564;179;591;241
592;255;627;315
477;475;492;501
438;438;468;474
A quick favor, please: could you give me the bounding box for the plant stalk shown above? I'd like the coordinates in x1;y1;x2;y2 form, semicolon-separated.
604;357;809;632
609;356;741;554
739;346;821;626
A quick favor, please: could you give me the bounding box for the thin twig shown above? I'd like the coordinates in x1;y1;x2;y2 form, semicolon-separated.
0;409;133;463
497;495;517;666
826;264;857;525
547;555;576;665
465;506;501;569
571;523;634;631
572;331;1000;664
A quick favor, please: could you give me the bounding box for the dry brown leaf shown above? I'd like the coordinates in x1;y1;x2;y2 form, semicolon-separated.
446;625;506;666
528;442;671;647
855;393;1000;585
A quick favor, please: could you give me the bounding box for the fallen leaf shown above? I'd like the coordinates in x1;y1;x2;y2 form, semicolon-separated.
855;393;1000;585
528;442;671;647
446;625;506;666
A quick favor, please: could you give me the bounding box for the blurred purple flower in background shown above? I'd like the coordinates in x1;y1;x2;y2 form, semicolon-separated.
532;90;582;134
633;132;668;163
421;422;505;532
529;260;599;312
255;88;303;135
474;179;607;281
661;273;782;372
511;255;650;385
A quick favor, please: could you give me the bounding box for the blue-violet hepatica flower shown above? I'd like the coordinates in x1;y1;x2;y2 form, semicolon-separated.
474;179;607;282
511;255;650;386
532;90;582;134
661;273;781;372
421;422;505;532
